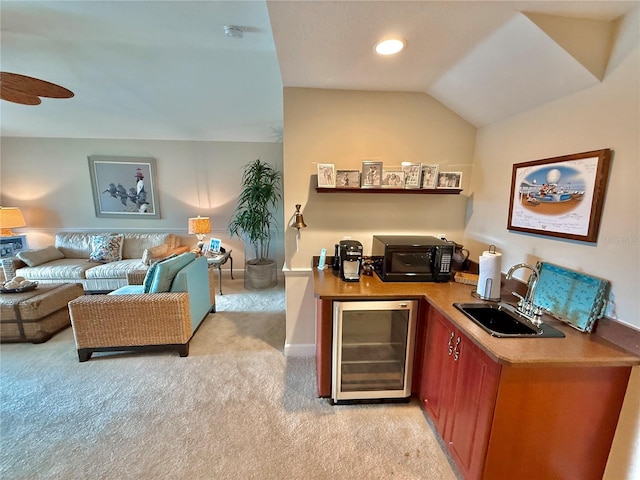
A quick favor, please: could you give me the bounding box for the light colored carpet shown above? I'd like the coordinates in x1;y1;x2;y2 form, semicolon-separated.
1;279;459;479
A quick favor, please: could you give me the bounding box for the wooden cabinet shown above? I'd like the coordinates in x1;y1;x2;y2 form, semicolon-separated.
316;297;333;397
420;305;631;480
420;306;500;480
313;269;637;480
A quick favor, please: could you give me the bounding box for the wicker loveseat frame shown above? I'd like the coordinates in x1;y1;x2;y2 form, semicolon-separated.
68;255;215;361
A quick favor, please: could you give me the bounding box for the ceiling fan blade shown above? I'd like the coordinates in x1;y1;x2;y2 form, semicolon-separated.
0;86;42;105
0;71;74;100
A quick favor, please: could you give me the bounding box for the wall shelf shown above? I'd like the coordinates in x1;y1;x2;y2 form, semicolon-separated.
315;187;462;194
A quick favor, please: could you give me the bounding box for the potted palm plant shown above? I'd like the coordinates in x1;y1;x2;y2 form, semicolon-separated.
229;158;282;290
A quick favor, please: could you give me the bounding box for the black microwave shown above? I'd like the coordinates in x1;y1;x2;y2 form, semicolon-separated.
371;235;453;282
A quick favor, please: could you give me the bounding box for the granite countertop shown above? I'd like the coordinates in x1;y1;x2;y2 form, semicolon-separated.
313;267;640;368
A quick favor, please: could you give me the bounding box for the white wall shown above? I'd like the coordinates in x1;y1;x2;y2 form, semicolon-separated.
465;9;639;479
0;138;284;269
282;88;476;353
466;7;639;330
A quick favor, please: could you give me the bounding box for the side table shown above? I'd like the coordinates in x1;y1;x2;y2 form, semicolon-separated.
206;250;233;295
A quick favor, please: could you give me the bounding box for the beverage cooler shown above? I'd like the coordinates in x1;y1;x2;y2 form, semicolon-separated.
331;300;417;404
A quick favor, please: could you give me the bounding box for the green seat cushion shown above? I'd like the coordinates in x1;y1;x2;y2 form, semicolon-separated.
148;252;196;293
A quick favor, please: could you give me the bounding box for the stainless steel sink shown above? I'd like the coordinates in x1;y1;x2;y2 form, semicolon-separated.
453;303;565;338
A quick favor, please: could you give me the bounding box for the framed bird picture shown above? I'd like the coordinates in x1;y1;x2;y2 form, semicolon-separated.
88;156;160;219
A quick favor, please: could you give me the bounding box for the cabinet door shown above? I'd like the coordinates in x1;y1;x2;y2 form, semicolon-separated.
419;307;456;435
447;334;501;480
316;298;333;397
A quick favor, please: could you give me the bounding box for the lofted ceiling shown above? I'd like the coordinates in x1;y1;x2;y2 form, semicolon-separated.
0;1;636;142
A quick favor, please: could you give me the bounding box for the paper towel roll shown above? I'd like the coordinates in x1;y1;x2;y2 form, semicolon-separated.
476;249;502;300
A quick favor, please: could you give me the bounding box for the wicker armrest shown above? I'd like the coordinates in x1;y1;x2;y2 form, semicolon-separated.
68;293;192;348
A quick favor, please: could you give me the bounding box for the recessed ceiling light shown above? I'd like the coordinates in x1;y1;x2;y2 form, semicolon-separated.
375;38;406;56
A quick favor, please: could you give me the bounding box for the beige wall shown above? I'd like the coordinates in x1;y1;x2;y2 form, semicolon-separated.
281;88;476;355
466;9;639;479
0;138;284;269
466;8;639;330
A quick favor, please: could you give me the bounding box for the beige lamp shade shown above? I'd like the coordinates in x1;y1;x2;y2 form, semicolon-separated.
188;216;211;250
188;216;211;235
0;206;26;236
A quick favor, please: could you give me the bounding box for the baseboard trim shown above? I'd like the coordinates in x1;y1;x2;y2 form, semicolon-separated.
284;343;315;357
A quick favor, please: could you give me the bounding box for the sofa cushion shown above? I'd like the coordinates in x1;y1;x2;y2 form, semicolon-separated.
142;244;169;266
84;259;146;279
141;253;178;293
55;232;98;259
109;285;145;295
16;246;64;267
148;253;196;293
121;233;176;259
88;234;124;263
16;259;95;280
142;261;160;293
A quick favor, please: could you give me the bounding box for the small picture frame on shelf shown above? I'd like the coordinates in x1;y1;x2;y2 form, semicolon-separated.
361;161;383;188
437;171;463;189
402;162;422;188
382;169;405;188
209;238;222;254
317;164;336;188
336;169;360;188
421;164;439;189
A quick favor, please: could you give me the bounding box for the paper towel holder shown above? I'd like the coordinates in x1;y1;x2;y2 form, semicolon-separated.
472;244;502;302
475;278;502;302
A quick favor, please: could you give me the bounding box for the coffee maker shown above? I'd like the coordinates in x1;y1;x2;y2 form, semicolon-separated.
339;240;363;282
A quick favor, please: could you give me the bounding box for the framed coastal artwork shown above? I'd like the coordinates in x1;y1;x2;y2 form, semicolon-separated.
88;156;160;219
507;149;611;243
317;164;336;188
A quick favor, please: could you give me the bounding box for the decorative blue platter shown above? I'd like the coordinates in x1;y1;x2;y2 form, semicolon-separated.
533;262;610;333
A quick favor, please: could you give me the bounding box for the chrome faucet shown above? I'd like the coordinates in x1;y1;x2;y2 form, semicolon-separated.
506;263;542;324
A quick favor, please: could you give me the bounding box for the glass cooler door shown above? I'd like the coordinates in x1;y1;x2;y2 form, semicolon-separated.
332;300;417;402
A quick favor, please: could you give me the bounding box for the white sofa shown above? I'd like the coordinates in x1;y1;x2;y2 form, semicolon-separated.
2;232;188;292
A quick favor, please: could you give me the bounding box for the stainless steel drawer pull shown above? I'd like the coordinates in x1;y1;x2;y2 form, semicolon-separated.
448;331;455;355
453;337;461;361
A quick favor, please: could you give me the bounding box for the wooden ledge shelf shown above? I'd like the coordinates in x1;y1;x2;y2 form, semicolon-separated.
315;187;463;194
